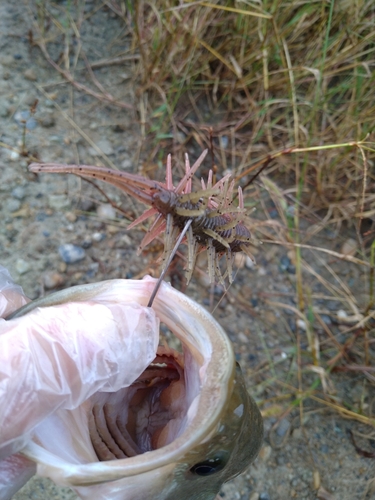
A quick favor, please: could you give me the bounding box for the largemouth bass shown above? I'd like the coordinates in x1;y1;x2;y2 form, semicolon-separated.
7;277;263;499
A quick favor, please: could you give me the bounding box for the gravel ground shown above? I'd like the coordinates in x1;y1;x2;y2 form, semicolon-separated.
1;2;375;500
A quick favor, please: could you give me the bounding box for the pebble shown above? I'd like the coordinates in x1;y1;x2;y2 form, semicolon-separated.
340;237;357;256
11;186;26;200
0;55;15;66
43;271;65;289
6;199;22;212
24;93;38;106
257;266;267;276
279;255;291;272
0;98;10;117
321;314;331;325
264;311;277;325
16;258;30;275
38;111;56;128
92;232;106;242
237;331;249;343
14;110;30;124
82;237;92;249
296;319;307;330
24;68;37;81
337;309;347;319
258;445;272;462
276;418;291;437
48;194;70;210
79;198;96;212
249;494;260;500
25;117;37;130
245;255;255;269
9;151;19;161
259;493;271;500
119;234;132;246
58;244;86;264
121;158;132;169
88;139;114;156
86;262;99;279
14;110;37;130
96;203;117;220
292;427;302;439
65;211;77;222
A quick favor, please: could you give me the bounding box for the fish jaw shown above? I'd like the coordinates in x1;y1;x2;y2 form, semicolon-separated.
14;277;262;499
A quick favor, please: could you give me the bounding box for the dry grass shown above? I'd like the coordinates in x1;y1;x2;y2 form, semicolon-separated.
29;0;375;470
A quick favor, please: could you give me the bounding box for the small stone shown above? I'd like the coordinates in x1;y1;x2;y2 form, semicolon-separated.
88;139;114;156
245;255;255;269
58;244;86;264
24;93;38;106
119;234;132;246
24;68;37;81
43;271;65;289
337;309;347;319
26;117;37;130
58;262;67;273
0;98;10;117
11;186;26;200
92;232;106;242
264;311;277;325
14;110;30;124
82;237;92;249
321;314;331;325
257;266;267;276
9;151;20;161
45;97;56;107
86;262;99;278
48;194;70;210
237;332;249;343
0;55;14;66
341;237;357;256
279;255;291;272
292;428;302;439
276;418;291;437
121;159;132;169
6;199;22;213
96;203;117;220
296;319;307;330
259;493;271;500
258;445;272;462
38;111;55;128
79;198;96;212
65;211;77;222
16;258;30;275
249;494;260;500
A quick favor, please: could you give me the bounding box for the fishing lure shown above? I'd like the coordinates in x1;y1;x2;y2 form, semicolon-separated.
29;150;254;285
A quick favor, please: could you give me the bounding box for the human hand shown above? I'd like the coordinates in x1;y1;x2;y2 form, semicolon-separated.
0;266;159;499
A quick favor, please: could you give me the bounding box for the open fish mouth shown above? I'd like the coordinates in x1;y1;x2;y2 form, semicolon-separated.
10;277;262;499
88;345;187;461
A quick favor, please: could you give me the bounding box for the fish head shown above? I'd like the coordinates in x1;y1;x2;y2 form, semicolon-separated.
13;277;263;499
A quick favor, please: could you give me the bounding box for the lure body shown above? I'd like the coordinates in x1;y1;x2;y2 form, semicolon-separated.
29;150;254;284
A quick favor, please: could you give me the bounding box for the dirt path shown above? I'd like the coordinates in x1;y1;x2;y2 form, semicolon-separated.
1;2;374;499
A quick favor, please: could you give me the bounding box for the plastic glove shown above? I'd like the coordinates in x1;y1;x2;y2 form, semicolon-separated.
0;266;159;499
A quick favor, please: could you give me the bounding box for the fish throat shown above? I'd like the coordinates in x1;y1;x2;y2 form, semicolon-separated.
88;347;186;461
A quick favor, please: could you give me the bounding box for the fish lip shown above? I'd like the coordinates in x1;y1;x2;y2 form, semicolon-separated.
19;276;235;485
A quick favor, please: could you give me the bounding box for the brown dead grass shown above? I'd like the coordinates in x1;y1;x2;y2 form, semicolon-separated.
29;0;375;450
